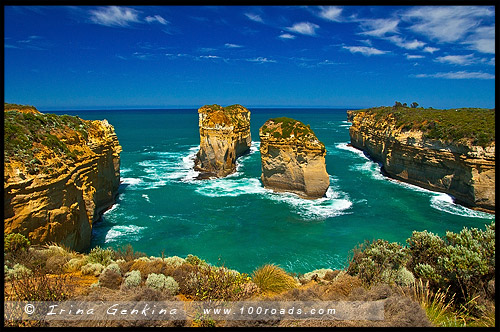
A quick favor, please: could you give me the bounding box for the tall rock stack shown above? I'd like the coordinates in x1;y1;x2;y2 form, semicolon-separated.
259;117;330;199
194;104;251;178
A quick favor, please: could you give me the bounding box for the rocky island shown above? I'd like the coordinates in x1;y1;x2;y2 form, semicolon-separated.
259;117;329;199
347;106;495;213
4;103;122;251
194;104;251;178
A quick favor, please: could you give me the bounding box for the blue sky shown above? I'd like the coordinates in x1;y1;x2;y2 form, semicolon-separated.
4;5;496;110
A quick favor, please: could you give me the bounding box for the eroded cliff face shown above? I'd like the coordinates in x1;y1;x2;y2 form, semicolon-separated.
259;118;329;199
347;110;495;213
194;104;251;178
4;107;122;251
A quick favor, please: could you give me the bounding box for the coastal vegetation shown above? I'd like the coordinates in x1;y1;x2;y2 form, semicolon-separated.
350;105;495;147
4;221;494;327
4;104;89;170
260;117;318;143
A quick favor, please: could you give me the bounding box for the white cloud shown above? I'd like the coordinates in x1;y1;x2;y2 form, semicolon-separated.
145;15;168;25
423;46;439;54
89;6;140;27
247;57;276;63
415;71;494;80
406;54;425;59
245;13;263;23
343;46;388;56
279;33;296;40
386;36;425;50
403;6;494;44
464;26;495;54
359;18;399;37
286;22;320;36
435;54;476;66
225;43;242;48
317;6;343;22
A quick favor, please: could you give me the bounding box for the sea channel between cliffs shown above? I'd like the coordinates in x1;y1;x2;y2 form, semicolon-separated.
67;107;493;275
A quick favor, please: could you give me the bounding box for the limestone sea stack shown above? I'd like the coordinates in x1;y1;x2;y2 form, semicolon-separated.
194;104;251;178
347;107;495;213
4;104;122;251
259;117;329;199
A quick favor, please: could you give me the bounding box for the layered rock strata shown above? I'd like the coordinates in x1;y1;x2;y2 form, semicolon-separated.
4;106;122;251
194;104;251;178
259;117;329;199
347;109;495;213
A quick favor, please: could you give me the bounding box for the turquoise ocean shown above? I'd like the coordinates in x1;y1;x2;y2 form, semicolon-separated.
50;108;494;274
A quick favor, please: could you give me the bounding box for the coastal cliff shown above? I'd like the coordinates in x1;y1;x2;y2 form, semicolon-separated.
259;117;329;199
194;104;251;178
347;107;495;213
4;104;122;251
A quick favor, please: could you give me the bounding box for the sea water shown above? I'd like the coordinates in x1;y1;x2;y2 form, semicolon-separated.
50;108;494;274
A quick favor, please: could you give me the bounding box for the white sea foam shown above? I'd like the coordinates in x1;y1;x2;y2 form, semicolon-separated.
120;168;132;175
121;177;143;186
335;142;369;160
430;193;495;219
268;186;352;220
142;194;151;203
195;177;267;197
194;174;352;220
351;161;385;180
104;225;146;243
103;203;119;215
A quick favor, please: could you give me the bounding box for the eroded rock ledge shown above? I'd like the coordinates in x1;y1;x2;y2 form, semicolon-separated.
4;105;122;251
347;108;495;213
259;117;329;199
194;104;251;178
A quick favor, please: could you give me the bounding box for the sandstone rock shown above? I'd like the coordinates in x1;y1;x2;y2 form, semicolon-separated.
194;104;251;178
347;109;495;213
4;107;122;251
259;117;329;199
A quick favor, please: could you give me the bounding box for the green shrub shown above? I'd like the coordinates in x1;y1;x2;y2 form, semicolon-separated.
145;273;177;293
192;265;254;301
185;254;205;266
123;270;142;288
407;222;495;301
6;264;32;280
251;264;297;294
347;239;407;285
164;255;186;267
4;233;30;253
63;257;86;273
103;262;121;275
395;267;416;287
86;246;114;266
81;263;104;276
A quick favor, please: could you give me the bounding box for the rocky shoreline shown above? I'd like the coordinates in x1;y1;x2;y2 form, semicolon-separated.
347;107;495;213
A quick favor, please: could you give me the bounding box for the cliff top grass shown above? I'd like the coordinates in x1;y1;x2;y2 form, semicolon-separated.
199;104;249;114
4;104;90;174
260;117;324;147
199;104;250;128
4;102;39;114
350;106;495;147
